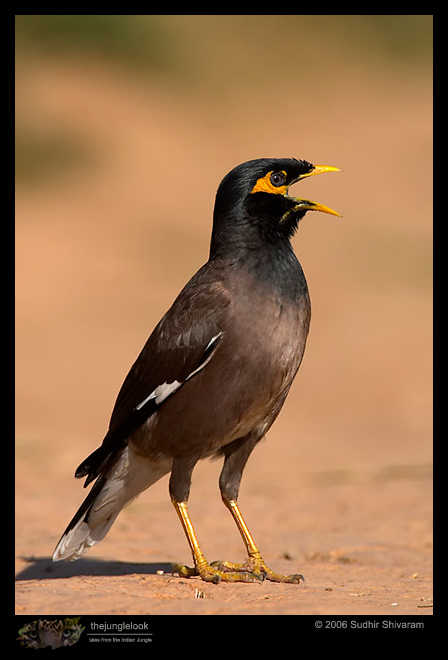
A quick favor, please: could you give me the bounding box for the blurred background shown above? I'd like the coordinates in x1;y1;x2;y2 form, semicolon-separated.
16;16;432;508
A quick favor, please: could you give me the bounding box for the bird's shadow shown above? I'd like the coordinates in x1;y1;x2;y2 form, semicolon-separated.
16;556;174;581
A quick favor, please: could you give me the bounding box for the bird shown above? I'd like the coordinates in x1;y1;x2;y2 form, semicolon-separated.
53;157;340;583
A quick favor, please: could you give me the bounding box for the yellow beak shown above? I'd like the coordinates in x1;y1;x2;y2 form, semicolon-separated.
297;164;341;180
289;164;341;217
289;198;342;217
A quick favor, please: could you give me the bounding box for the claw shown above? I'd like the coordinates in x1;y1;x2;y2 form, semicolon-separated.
209;557;302;584
256;563;304;584
172;560;263;583
172;563;198;578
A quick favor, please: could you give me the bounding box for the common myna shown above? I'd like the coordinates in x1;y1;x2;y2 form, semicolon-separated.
53;157;340;583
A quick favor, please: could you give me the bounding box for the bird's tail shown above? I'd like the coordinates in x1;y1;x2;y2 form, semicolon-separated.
53;447;172;562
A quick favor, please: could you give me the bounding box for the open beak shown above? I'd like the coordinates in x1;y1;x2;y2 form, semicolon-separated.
288;164;341;217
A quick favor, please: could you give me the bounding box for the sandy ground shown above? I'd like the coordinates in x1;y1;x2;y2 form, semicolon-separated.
16;461;432;615
15;45;432;616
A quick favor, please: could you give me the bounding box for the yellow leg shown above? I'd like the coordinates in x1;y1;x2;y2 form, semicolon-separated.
171;501;208;575
171;500;263;584
225;498;262;558
217;498;304;584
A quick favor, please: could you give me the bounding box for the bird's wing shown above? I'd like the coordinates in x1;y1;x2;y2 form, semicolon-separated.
76;272;232;485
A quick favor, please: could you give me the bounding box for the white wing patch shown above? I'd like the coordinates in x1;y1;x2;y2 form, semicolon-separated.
135;332;223;412
135;380;182;410
205;333;222;352
185;332;222;381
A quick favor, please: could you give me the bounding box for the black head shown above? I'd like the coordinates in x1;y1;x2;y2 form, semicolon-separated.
211;157;340;258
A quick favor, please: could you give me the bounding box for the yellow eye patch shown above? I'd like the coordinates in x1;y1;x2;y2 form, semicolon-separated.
251;171;289;196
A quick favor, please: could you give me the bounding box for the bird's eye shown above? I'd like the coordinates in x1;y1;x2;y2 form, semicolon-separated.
270;171;287;187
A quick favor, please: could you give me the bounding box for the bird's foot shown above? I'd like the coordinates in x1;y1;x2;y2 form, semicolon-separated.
211;556;304;584
172;560;263;584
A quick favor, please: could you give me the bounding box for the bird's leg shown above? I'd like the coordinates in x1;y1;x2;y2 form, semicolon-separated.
171;500;209;578
217;497;303;584
169;458;262;583
171;500;262;583
217;438;304;584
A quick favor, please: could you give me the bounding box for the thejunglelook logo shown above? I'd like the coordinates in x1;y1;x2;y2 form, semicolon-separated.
18;617;84;649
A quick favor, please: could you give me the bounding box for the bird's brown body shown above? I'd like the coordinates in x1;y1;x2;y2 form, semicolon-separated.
131;259;310;463
53;158;339;583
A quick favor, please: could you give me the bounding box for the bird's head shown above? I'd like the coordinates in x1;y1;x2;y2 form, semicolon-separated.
211;157;340;256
